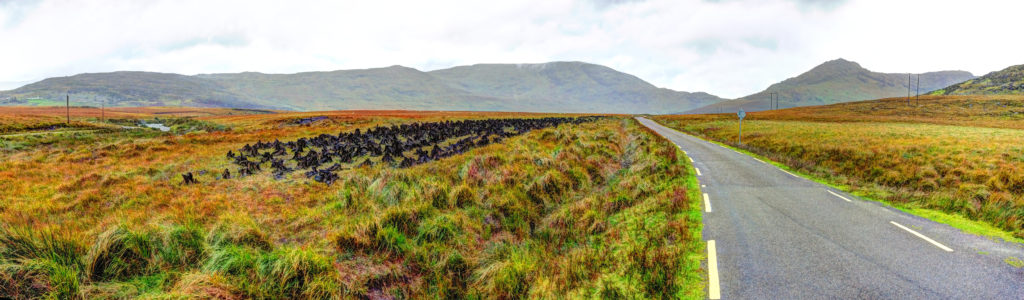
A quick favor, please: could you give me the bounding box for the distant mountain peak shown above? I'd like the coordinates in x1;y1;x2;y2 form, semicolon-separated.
805;58;866;76
684;58;974;114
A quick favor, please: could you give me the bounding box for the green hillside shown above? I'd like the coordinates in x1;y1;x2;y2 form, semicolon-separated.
686;59;974;114
0;71;266;109
196;66;519;111
931;64;1024;95
0;62;723;113
429;62;722;113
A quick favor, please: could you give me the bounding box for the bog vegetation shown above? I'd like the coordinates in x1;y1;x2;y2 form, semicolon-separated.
655;95;1024;240
0;108;705;299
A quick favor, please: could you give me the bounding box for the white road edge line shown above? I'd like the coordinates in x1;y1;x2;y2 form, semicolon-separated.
703;193;712;212
707;240;721;299
890;221;954;252
695;167;703;176
781;169;799;178
689;157;695;162
826;190;853;202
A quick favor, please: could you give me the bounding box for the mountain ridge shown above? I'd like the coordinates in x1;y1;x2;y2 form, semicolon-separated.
0;62;723;114
684;58;975;114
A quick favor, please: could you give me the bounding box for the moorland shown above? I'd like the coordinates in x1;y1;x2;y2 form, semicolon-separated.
0;107;706;299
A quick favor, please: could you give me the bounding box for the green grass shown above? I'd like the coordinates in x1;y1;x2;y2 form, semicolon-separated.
907;209;1024;244
1006;257;1024;268
25;98;68;106
677;148;707;299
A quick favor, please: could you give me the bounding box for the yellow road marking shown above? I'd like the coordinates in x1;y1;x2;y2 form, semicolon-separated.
696;167;703;176
708;240;721;299
890;221;954;252
827;190;853;202
703;193;712;212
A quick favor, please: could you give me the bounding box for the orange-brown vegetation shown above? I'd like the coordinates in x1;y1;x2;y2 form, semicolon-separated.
0;109;703;299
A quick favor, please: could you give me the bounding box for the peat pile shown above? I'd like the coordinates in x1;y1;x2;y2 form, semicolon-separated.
212;116;600;185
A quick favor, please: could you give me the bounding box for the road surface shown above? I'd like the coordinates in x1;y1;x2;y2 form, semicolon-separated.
636;117;1024;299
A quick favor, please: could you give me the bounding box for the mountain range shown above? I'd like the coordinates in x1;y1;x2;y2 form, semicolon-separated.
0;59;1004;114
0;62;723;114
684;59;975;114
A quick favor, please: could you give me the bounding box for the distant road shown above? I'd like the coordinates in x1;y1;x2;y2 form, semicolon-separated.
636;117;1024;299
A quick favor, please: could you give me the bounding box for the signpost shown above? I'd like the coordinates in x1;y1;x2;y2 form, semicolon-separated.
737;108;746;144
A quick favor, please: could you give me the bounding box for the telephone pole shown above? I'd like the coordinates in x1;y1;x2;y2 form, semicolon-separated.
66;92;70;124
907;74;911;106
916;74;920;106
101;98;105;122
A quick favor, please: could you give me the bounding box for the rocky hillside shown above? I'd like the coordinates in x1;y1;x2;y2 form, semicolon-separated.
931;64;1024;95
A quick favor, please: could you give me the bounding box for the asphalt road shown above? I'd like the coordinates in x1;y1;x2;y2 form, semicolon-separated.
636;117;1024;299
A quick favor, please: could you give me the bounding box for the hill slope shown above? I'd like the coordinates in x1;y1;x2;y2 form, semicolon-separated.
686;59;974;114
0;71;264;109
429;62;722;113
195;66;518;111
931;64;1024;95
0;62;723;113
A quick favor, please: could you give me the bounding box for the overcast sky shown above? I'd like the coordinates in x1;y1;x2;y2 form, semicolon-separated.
0;0;1020;98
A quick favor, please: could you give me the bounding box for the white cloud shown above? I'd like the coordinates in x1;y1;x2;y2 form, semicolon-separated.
0;0;1020;97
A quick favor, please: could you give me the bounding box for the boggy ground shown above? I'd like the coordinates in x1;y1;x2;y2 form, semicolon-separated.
0;109;705;299
655;95;1024;242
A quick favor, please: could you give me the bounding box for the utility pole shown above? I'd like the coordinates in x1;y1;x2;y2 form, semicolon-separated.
916;74;920;106
66;92;70;124
907;74;912;106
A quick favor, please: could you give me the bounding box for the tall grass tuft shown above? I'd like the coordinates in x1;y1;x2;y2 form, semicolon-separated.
85;226;158;282
0;226;85;299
